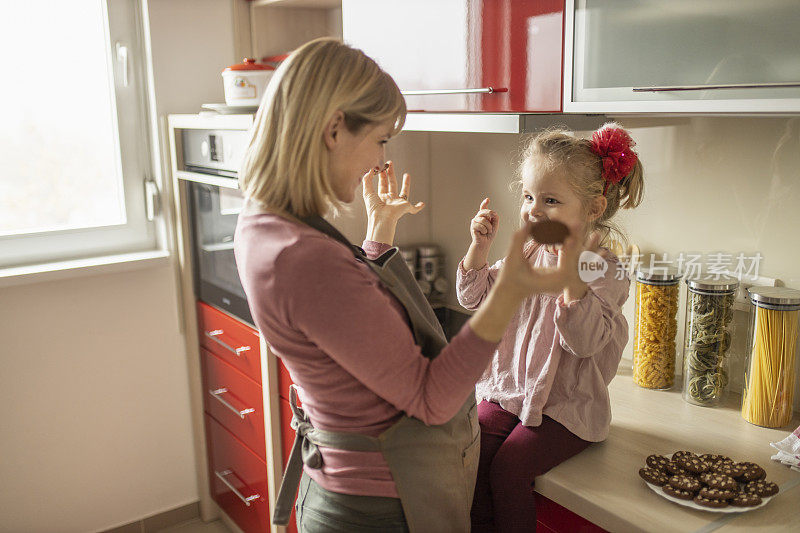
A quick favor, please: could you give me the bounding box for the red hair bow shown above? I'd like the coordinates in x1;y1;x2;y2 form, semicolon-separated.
590;125;638;195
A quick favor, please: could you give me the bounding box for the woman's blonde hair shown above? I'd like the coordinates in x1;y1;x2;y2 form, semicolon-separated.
239;38;406;216
519;122;644;246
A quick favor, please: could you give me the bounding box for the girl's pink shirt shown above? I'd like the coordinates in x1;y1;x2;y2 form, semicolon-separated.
234;211;498;497
456;242;630;442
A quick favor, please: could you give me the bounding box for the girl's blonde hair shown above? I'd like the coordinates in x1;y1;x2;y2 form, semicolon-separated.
519;122;644;246
239;38;406;217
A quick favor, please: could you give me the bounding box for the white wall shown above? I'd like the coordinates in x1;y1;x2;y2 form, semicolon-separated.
335;116;800;413
0;2;238;531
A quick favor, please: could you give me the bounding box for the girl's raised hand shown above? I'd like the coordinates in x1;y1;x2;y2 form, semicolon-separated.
362;161;425;224
470;198;499;247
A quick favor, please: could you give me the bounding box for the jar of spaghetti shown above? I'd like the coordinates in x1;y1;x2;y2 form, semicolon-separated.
633;267;681;389
741;287;800;428
682;276;738;407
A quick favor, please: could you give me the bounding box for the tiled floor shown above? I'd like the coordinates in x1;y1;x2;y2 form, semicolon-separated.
159;519;232;533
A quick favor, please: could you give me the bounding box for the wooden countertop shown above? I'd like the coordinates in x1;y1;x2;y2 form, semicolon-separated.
535;367;800;533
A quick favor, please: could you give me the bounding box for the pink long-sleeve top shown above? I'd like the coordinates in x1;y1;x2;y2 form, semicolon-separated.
234;208;498;498
456;242;630;442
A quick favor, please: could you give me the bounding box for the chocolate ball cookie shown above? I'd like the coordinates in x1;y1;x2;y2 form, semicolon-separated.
737;462;767;482
729;492;763;507
693;494;730;508
662;484;696;500
668;474;702;492
639;467;669;486
700;473;738;492
676;455;710;474
714;462;746;479
698;487;737;500
743;480;779;497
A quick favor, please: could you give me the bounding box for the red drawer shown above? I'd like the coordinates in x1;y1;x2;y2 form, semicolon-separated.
205;414;269;533
535;493;607;533
277;358;294;401
202;348;266;460
278;397;298;533
198;302;261;383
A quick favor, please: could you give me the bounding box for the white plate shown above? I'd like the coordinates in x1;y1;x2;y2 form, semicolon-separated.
643;481;773;513
643;453;774;513
201;103;258;115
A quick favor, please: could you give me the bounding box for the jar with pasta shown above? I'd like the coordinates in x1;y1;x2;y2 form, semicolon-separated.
682;276;738;407
633;267;681;389
741;287;800;428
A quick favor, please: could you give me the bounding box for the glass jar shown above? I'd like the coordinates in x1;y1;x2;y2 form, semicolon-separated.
741;287;800;428
682;276;738;407
633;267;681;389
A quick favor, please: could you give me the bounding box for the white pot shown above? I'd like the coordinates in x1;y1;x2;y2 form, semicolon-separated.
222;58;275;107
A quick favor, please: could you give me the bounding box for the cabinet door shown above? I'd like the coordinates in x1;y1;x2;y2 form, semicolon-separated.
198;302;262;383
206;415;270;533
279;397;299;533
202;348;266;460
343;0;564;112
569;0;800;112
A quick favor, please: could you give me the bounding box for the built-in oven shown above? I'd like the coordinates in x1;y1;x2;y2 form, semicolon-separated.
181;128;252;324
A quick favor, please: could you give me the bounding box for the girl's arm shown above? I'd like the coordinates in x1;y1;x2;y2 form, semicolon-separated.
456;198;501;310
554;252;631;358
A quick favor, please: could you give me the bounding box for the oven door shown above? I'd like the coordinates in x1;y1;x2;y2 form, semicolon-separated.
187;181;252;324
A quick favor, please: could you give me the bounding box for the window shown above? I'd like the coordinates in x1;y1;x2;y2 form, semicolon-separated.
0;0;157;268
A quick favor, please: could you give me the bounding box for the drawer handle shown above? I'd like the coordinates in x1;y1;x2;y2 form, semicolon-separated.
401;86;508;95
214;469;260;506
632;82;800;92
209;388;256;419
205;329;252;356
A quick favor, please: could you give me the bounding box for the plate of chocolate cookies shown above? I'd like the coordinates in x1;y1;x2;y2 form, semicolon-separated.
638;451;779;512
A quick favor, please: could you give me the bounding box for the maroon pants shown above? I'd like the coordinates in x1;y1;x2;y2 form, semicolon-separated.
470;401;592;533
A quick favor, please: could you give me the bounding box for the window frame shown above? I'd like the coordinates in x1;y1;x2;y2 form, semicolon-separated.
0;0;159;269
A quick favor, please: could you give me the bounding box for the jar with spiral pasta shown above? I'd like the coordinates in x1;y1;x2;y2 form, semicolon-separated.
741;287;800;428
682;276;738;407
633;267;681;389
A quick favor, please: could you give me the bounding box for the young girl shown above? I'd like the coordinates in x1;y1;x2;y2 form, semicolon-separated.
457;124;645;532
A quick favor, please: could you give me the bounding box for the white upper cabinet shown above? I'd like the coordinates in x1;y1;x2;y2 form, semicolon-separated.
565;0;800;113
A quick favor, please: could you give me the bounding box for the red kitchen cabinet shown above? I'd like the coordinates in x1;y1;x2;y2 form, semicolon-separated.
536;493;607;533
279;397;299;533
198;302;261;383
343;0;564;112
202;348;266;459
205;414;270;533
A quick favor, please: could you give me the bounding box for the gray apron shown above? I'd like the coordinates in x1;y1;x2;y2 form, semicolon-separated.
272;215;479;532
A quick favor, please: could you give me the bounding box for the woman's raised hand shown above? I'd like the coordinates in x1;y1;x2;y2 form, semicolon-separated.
470;198;499;248
362;161;424;224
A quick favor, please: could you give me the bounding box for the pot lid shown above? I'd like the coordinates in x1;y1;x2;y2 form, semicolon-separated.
223;58;274;72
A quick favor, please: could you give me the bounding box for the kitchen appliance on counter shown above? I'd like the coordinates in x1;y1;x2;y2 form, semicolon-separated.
182;128;252;324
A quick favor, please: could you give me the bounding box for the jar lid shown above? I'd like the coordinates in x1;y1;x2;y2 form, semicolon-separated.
223;58;274;72
417;246;440;257
748;286;800;308
686;275;739;293
636;266;681;283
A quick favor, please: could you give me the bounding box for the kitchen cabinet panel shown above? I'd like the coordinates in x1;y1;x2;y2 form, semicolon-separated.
343;0;564;112
205;414;270;533
202;348;266;460
567;0;800;112
536;493;607;532
198;302;262;383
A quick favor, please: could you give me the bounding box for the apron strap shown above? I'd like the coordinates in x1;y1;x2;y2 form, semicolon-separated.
272;386;383;526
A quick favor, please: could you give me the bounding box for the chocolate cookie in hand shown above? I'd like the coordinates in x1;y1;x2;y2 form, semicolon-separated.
528;220;569;244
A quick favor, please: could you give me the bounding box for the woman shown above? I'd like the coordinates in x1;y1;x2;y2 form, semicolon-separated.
234;38;584;532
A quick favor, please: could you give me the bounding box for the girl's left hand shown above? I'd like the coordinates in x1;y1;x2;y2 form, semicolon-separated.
362;161;425;223
556;230;602;298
